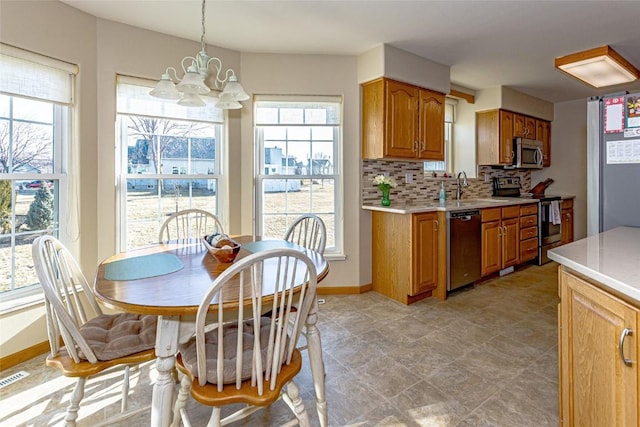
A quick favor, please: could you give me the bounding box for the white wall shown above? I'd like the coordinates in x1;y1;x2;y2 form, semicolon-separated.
532;99;588;239
239;53;368;287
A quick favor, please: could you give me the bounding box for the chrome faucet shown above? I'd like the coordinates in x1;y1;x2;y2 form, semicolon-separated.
456;171;468;200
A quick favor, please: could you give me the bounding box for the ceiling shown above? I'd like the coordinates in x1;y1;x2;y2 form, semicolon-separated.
61;0;640;103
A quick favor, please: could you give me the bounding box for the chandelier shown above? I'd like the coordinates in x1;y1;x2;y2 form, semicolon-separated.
149;0;249;108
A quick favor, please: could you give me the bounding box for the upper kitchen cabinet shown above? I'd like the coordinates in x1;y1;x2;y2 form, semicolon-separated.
362;78;445;160
477;108;552;167
536;119;551;167
513;113;536;139
476;109;514;166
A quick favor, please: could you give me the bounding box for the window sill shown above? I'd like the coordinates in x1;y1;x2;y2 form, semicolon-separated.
324;253;346;261
0;289;45;315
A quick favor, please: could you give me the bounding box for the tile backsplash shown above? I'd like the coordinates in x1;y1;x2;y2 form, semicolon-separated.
362;160;532;205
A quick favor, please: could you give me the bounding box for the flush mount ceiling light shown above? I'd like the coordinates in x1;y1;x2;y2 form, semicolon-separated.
149;0;249;109
554;45;639;88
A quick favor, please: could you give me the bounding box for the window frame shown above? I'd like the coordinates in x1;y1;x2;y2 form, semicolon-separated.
253;96;343;257
0;44;75;305
115;77;228;252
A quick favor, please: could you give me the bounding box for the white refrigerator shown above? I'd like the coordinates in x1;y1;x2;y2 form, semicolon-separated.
587;93;640;235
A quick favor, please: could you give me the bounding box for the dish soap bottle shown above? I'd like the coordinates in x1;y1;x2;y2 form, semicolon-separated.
439;181;446;204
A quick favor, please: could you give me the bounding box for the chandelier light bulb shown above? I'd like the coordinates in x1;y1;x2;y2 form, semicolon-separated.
148;0;249;109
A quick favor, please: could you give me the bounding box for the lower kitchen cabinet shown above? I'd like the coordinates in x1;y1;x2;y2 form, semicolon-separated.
481;206;520;276
559;266;638;426
371;210;444;304
561;199;574;244
519;203;539;262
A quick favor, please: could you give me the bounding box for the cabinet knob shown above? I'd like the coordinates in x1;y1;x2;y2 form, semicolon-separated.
434;219;439;232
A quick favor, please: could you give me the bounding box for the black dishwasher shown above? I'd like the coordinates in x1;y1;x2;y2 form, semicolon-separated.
447;209;482;291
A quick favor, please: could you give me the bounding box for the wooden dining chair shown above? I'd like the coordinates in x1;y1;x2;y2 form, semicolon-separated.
171;248;318;427
158;208;224;243
284;213;327;255
32;235;157;427
283;214;326;351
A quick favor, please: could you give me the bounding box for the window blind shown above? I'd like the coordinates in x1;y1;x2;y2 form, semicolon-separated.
116;75;224;123
0;43;77;105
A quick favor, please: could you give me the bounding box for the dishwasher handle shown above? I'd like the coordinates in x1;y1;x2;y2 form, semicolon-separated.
449;210;481;219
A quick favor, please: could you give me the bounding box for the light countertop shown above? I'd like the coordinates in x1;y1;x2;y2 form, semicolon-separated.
548;226;640;304
362;197;539;214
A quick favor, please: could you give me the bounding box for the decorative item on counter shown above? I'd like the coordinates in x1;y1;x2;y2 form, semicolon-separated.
203;233;241;263
373;174;397;206
439;181;447;205
432;171;437;178
443;172;449;178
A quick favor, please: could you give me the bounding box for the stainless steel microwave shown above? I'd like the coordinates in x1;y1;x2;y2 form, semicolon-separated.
514;138;543;169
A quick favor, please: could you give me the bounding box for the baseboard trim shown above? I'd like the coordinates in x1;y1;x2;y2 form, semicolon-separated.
0;340;50;371
318;283;372;295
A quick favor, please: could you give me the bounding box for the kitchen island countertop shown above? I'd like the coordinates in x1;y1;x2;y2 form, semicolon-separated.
548;226;640;304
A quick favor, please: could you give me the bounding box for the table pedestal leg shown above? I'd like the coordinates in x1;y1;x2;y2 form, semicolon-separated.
305;300;327;427
151;315;180;427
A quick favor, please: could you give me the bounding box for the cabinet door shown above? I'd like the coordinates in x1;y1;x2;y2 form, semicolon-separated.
560;269;638;427
499;110;514;164
513;113;525;138
524;116;536;138
536;119;551;167
411;212;438;295
561;208;574;244
481;220;502;276
502;217;520;268
385;80;419;158
418;89;445;160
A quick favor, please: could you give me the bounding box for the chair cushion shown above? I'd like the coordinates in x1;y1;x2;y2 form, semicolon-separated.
180;317;274;385
78;313;157;361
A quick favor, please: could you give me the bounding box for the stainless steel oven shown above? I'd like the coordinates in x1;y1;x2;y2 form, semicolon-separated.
537;196;562;264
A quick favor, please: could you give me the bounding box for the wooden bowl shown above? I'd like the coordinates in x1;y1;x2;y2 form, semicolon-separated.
202;236;241;263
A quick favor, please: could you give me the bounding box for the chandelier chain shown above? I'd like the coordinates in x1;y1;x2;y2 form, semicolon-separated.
200;0;206;52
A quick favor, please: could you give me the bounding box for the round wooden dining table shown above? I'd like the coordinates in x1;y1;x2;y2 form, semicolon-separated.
94;236;329;427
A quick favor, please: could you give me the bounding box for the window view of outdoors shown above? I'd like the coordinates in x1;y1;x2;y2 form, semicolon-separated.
1;95;62;293
121;115;221;250
255;99;341;252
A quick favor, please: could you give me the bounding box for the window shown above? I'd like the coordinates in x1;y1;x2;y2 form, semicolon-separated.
116;77;226;251
0;44;75;296
254;96;342;255
424;99;455;173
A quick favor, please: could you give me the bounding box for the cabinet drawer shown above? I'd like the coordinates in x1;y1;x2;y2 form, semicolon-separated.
520;238;538;262
562;199;573;210
520;215;537;228
502;205;520;219
520;204;538;216
482;208;501;222
520;226;538;240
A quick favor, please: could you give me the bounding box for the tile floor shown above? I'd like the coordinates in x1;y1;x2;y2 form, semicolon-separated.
0;261;559;426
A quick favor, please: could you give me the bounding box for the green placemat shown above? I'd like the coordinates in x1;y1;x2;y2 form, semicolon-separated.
243;240;301;253
104;253;184;281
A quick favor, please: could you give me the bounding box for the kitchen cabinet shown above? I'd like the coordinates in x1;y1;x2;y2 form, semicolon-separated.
477;109;552;167
536;119;552;167
481;206;520;276
514;113;536;139
519;203;538;262
362;78;445;160
561;199;574;244
559;266;638;426
477;109;514;166
371;210;444;304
